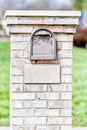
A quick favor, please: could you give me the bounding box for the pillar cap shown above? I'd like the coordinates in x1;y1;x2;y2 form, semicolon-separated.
5;10;81;17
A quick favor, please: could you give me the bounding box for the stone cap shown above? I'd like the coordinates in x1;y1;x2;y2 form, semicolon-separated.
5;10;81;17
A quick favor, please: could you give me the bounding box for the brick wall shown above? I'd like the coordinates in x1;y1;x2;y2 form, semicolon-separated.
5;11;80;130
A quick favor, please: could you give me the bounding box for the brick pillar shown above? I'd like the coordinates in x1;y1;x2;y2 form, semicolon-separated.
5;11;80;130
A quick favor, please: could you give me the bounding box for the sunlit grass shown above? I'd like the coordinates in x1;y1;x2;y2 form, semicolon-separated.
0;42;10;126
73;47;87;126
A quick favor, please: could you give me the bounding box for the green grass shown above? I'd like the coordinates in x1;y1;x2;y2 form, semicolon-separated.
73;47;87;126
0;42;10;126
0;42;87;126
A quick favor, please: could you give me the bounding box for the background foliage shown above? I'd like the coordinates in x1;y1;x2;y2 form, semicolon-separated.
73;0;87;12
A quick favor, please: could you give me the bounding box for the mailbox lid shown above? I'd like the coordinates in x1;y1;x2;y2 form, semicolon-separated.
24;64;60;83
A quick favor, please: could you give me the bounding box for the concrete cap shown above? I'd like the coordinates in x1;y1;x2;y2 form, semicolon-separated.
5;10;81;17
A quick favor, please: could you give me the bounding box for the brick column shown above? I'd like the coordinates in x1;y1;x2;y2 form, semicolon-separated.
5;11;80;130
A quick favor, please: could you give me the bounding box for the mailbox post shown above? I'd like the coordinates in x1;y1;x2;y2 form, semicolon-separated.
5;11;80;130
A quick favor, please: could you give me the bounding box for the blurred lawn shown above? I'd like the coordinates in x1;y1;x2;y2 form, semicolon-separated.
0;42;10;126
73;47;87;126
0;42;87;126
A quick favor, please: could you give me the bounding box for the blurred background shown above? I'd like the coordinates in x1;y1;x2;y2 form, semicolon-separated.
0;0;87;127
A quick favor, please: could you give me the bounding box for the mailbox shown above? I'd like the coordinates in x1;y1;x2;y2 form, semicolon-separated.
30;28;57;60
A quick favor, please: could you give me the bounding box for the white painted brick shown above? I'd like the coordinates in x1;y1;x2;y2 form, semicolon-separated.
35;109;59;116
36;92;59;100
12;126;35;130
58;42;73;50
48;117;63;125
12;76;23;83
48;84;72;92
11;50;23;58
11;34;30;42
63;26;76;33
48;117;72;125
60;109;72;116
61;75;72;83
34;25;75;34
12;117;23;125
34;26;63;33
18;17;42;24
10;25;33;33
23;50;29;58
23;100;47;108
42;17;54;24
11;42;28;50
23;117;46;125
7;17;43;24
56;34;73;42
12;67;23;75
48;101;72;108
58;50;72;58
12;84;23;92
12;59;24;67
62;42;73;49
61;126;72;130
12;59;31;67
60;59;72;67
51;26;76;33
12;101;22;108
12;59;25;67
61;67;72;75
49;26;63;32
24;84;47;92
12;93;35;100
12;109;34;117
6;17;18;24
36;126;60;130
63;117;72;124
61;92;72;99
55;17;79;25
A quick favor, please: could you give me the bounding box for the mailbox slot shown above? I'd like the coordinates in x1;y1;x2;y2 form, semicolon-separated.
30;28;57;60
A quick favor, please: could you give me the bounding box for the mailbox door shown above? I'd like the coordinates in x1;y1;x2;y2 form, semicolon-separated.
30;28;57;60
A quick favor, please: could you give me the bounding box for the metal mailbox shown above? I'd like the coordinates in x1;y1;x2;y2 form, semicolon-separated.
30;28;57;60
